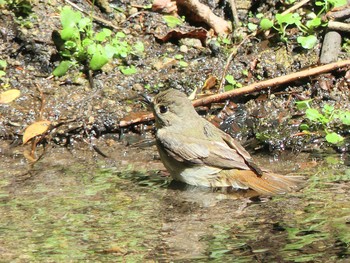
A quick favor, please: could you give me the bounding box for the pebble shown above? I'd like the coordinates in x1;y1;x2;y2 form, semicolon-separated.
179;45;188;53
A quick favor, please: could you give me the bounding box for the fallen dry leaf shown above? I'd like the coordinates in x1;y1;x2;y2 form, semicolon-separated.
152;0;177;13
154;28;207;45
202;75;217;90
23;120;51;144
0;89;21;104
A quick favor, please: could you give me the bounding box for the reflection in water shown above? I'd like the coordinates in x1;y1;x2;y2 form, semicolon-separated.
0;148;349;262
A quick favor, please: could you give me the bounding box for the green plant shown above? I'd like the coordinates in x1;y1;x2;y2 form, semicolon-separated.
259;0;346;49
163;15;183;28
342;38;350;53
0;60;7;78
53;6;144;76
4;0;32;17
3;0;35;28
224;74;242;91
315;0;347;15
296;100;350;144
174;54;188;68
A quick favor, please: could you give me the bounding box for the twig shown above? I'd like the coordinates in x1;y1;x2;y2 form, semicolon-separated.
64;0;120;30
218;34;253;92
327;5;350;20
193;59;350;107
281;0;311;15
119;60;350;127
328;21;350;32
228;0;240;27
176;0;231;34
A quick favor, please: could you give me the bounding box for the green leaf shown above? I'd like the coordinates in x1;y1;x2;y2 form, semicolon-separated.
89;45;108;70
60;6;81;29
329;0;347;7
174;54;183;60
78;17;91;31
297;35;317;49
53;60;71;76
224;85;234;92
64;40;77;50
133;41;144;54
95;28;112;41
248;23;258;31
221;37;231;44
0;70;6;77
0;60;7;69
119;65;137;75
163;15;183;28
325;132;344;144
115;32;126;38
104;44;116;59
306;17;321;29
323;104;334;115
276;13;301;26
82;38;94;48
305;108;325;122
339;112;350;125
300;123;310;131
87;43;98;55
295;99;312;110
260;18;273;30
178;61;188;67
60;26;79;40
225;75;236;85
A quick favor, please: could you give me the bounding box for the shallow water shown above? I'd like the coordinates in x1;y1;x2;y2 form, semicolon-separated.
0;143;349;262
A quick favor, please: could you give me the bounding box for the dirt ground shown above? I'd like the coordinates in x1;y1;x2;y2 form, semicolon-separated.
1;0;350;163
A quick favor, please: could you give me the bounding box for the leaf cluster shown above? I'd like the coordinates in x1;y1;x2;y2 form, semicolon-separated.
53;6;144;76
296;100;350;144
224;75;242;91
259;0;347;49
1;0;32;17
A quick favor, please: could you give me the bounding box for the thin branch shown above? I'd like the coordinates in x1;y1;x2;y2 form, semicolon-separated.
218;34;253;92
65;0;120;30
281;0;311;15
193;59;350;107
228;0;240;27
119;60;350;127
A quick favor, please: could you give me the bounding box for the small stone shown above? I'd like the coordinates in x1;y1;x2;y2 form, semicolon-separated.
179;38;202;49
132;83;143;92
179;45;188;53
133;24;142;31
129;7;138;15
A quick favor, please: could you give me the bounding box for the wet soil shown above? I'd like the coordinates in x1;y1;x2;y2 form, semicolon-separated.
1;0;350;262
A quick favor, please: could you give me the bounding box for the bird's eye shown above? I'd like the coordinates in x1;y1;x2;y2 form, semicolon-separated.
159;105;168;114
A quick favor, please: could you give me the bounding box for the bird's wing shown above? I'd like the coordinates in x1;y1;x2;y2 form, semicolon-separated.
157;129;251;170
202;121;263;175
219;129;263;175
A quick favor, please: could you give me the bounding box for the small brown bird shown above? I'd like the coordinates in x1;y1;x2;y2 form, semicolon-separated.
151;89;302;195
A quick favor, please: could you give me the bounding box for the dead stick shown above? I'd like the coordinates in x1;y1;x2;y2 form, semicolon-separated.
219;34;253;92
281;0;311;15
119;60;350;127
193;60;350;107
65;0;120;30
228;0;240;27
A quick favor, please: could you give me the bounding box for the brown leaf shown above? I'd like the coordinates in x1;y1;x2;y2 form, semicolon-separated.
23;120;51;144
202;75;217;90
152;0;177;13
154;28;207;45
0;89;21;104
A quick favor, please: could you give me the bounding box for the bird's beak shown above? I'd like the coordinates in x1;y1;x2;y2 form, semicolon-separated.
140;93;153;106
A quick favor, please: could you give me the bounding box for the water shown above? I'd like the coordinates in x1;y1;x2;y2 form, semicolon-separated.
0;144;349;262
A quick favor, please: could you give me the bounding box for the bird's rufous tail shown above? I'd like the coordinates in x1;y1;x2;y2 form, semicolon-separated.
218;170;303;195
